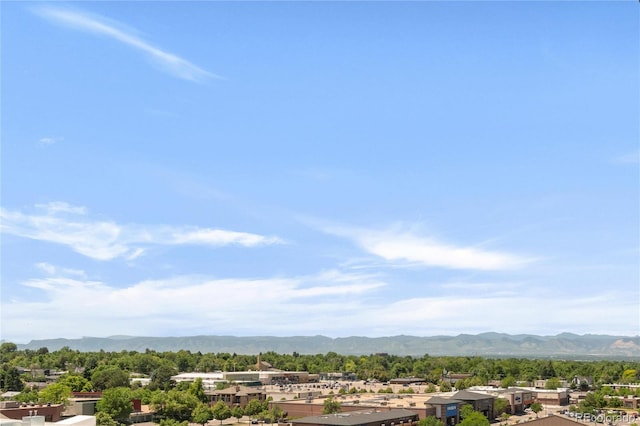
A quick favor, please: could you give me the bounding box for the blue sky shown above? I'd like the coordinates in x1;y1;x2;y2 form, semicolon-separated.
1;1;638;344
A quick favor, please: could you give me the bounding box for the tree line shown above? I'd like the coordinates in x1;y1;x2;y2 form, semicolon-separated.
5;342;640;388
2;342;639;390
2;342;640;426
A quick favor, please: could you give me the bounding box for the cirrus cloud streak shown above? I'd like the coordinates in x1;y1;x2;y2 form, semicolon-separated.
0;202;283;261
325;224;533;271
33;6;219;83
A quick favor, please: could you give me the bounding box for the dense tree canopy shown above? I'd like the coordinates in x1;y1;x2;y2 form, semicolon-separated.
39;382;72;405
2;344;640;389
96;387;134;421
2;343;640;425
92;365;130;391
418;416;444;426
459;411;490;426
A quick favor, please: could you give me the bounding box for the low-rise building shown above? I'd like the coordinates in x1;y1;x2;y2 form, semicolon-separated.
531;389;569;406
0;404;65;422
602;383;640;392
443;374;473;385
171;372;225;390
424;396;461;426
534;380;569;390
479;388;534;414
390;378;425;386
451;390;495;420
206;385;266;408
291;409;419;426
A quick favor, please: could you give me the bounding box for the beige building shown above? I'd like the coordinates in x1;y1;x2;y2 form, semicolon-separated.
206;385;266;408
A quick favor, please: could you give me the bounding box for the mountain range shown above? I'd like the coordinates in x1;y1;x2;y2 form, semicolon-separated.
13;333;640;359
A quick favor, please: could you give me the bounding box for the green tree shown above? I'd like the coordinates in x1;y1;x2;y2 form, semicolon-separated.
540;361;556;380
192;403;214;426
530;402;543;417
92;366;130;391
0;343;18;363
439;381;452;392
500;376;517;389
96;387;134;421
494;398;509;416
578;393;602;414
150;363;178;391
272;405;285;421
231;406;245;422
211;400;232;425
608;397;623;408
39;382;72;405
460;404;475;419
159;419;189;426
155;390;200;421
459;412;490;426
457;380;469;390
499;413;511;425
95;412;119;426
322;396;341;414
15;388;39;404
189;378;208;402
245;399;267;417
622;369;638;384
260;406;284;424
0;365;24;391
545;378;562;390
58;374;93;392
418;416;444;426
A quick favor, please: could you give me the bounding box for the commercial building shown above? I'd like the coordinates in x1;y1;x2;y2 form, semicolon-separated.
171;369;312;387
451;390;495;420
291;409;419;426
0;403;65;423
0;414;95;426
206;385;266;408
530;389;569;406
171;372;225;390
468;387;534;414
424;396;461;426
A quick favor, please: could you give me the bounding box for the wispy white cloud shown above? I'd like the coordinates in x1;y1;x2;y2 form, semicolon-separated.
38;136;63;146
324;223;533;271
35;201;87;216
1;270;386;342
2;268;636;343
0;202;283;261
33;6;220;83
612;150;640;165
35;262;87;279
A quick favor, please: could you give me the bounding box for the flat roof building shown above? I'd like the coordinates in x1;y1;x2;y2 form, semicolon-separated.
291;409;419;426
171;372;225;390
451;390;495;420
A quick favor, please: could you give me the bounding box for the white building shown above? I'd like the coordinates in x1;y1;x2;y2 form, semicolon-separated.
171;372;225;390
